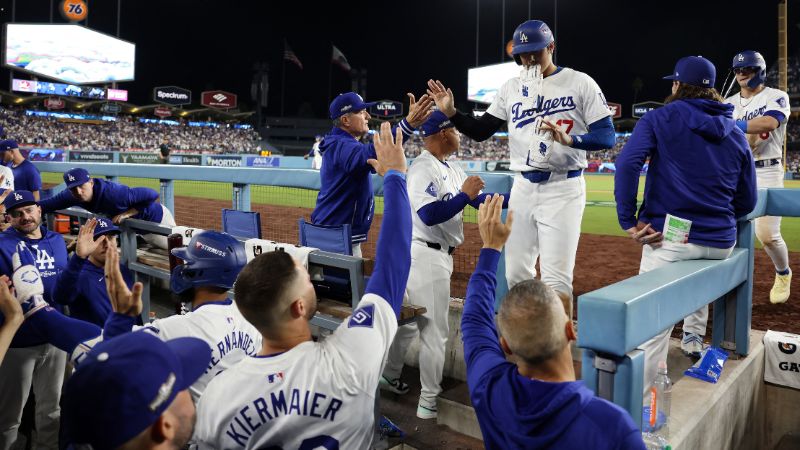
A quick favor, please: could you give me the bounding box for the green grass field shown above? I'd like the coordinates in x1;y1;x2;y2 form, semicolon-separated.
41;172;800;248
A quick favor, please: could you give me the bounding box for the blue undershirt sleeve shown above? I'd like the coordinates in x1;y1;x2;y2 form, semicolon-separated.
416;192;470;226
365;170;412;316
570;116;615;151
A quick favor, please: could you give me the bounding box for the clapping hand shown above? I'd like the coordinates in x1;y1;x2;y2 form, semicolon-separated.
426;80;457;118
478;195;513;251
104;238;143;317
367;122;407;176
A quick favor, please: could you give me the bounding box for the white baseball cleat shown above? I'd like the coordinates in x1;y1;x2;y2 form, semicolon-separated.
681;332;704;358
770;269;791;304
379;376;410;395
416;403;437;420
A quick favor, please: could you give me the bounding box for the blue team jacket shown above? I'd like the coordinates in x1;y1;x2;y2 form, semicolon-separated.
39;178;164;222
462;249;646;450
53;253;133;327
310;127;377;243
0;226;69;347
10;159;42;193
615;99;757;248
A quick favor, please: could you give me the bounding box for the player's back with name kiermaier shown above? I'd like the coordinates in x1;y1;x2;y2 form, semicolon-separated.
195;294;397;450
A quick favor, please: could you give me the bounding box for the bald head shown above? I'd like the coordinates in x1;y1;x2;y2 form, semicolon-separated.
497;279;569;366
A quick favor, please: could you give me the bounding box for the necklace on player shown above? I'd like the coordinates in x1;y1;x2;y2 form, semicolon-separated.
738;93;754;108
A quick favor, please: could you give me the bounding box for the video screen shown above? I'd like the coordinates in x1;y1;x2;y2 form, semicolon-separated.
12;79;126;101
467;62;519;105
4;24;135;84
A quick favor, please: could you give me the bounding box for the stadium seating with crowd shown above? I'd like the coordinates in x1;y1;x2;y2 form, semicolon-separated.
0;107;263;154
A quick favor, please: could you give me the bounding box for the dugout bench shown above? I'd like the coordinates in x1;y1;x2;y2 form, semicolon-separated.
51;207;425;331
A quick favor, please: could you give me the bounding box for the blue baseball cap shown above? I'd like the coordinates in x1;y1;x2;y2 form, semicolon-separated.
64;167;91;189
420;110;455;137
3;190;37;212
329;92;377;119
93;217;120;239
663;56;716;88
62;332;211;449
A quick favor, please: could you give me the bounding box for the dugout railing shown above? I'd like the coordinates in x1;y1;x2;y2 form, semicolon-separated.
578;188;800;428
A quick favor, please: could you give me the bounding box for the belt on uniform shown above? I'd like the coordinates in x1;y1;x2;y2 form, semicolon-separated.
426;241;455;255
755;158;781;168
522;169;583;183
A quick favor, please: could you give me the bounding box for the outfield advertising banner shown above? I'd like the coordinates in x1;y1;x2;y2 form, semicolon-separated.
121;152;161;164
245;156;280;168
69;151;112;162
207;155;242;167
169;154;202;165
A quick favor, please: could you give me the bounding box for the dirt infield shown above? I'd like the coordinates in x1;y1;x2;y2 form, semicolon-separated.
172;195;800;334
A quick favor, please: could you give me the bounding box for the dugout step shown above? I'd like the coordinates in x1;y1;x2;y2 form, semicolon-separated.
379;366;484;449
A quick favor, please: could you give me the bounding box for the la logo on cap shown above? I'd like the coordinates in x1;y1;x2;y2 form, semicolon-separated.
68;175;75;181
98;219;107;228
13;193;21;201
519;33;528;43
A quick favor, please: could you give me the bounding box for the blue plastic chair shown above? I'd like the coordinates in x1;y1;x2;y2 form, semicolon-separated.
222;209;262;239
298;218;352;255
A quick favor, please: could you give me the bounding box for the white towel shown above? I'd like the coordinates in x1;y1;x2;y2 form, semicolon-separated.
244;239;318;268
171;226;205;246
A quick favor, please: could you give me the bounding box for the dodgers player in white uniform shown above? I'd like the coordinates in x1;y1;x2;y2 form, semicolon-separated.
725;50;792;304
380;111;508;419
304;135;324;170
427;20;615;308
194;122;412;450
100;230;261;400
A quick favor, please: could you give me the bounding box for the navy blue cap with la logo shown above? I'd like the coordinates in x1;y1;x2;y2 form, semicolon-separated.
93;217;121;239
62;332;211;449
64;168;91;189
3;190;36;211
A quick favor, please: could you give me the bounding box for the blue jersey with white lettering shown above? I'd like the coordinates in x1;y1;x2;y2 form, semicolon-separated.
39;178;164;222
0;226;68;347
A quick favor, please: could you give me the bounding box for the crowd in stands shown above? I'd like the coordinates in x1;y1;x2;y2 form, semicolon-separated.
0;107;262;154
766;57;800;95
403;133;511;160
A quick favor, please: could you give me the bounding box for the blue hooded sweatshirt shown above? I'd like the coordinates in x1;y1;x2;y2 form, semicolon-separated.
311;127;376;242
615;99;757;248
39;178;164;223
462;249;646;450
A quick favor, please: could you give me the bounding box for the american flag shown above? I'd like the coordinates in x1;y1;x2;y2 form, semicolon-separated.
283;41;303;70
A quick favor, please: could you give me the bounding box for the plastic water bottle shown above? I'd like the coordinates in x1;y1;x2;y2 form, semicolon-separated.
642;360;672;448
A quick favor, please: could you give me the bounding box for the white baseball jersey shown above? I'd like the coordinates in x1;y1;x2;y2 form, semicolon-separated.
725;87;790;160
195;294;398;450
408;151;470;248
488;67;612;172
144;299;261;400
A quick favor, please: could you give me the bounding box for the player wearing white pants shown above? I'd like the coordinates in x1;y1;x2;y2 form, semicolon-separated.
637;244;733;389
428;19;614;306
381;111;502;419
141;203;177;250
725;50;792;304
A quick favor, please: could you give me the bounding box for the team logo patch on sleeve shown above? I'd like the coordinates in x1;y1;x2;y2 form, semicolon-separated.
348;304;375;328
776;97;787;108
424;182;438;197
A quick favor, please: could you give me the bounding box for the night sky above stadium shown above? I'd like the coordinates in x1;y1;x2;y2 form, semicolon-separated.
0;0;797;120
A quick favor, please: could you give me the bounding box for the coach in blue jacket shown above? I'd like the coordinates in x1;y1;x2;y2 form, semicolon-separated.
615;56;757;388
311;92;433;256
39;167;177;249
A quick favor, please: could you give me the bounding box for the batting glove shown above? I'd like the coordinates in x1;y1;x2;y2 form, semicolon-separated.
12;242;47;318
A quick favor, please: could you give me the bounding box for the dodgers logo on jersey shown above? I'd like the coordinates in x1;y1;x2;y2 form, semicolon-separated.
425;182;438;197
511;95;577;129
30;245;55;270
777;97;787;108
348;304;375;328
539;142;547;156
738;105;767;121
522;85;529;97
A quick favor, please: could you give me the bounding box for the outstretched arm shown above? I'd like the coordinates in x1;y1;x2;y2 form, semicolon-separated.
364;123;412;317
427;79;505;141
462;195;514;386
